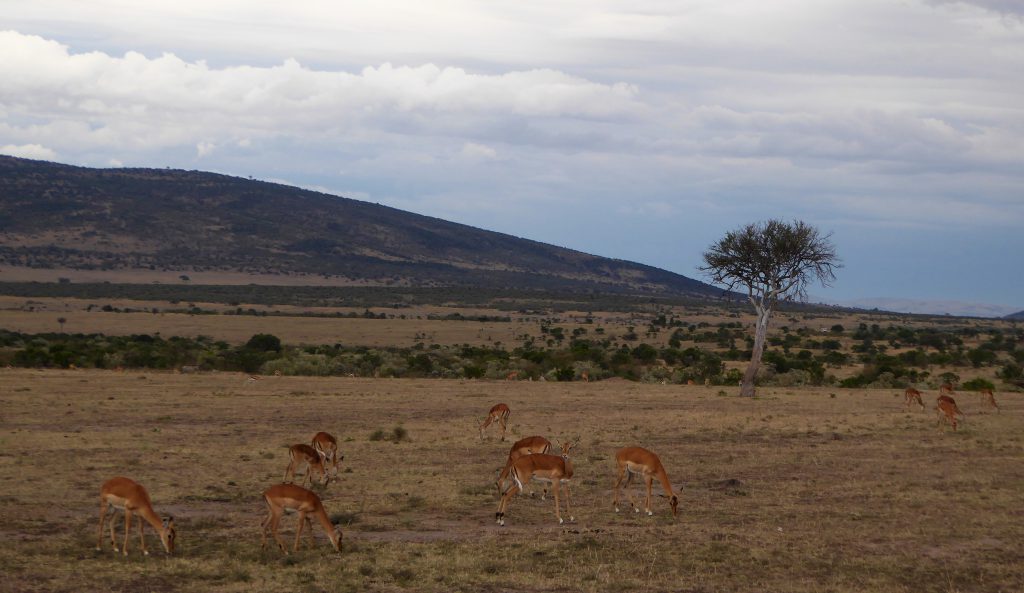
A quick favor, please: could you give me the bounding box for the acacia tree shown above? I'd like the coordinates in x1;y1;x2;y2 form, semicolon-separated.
701;219;839;397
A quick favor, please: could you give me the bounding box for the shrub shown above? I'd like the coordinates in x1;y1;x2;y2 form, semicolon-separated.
962;378;995;391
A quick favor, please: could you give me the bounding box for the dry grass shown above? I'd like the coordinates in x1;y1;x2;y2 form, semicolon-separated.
1;368;1022;592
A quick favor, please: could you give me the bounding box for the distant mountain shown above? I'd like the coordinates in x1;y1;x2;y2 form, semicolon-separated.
0;156;724;296
836;297;1020;319
1006;310;1024;320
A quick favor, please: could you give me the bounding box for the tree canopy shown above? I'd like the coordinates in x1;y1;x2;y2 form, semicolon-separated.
700;219;839;396
701;219;839;309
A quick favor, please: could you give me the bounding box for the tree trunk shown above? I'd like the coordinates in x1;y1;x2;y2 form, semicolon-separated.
740;306;772;397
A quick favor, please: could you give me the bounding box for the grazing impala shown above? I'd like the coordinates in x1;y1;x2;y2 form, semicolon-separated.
979;389;1000;413
904;387;925;411
496;439;577;526
312;432;343;480
284;444;330;487
479;403;511;441
96;477;176;556
613;447;679;519
495;435;552;495
261;483;342;554
939;382;955;395
936;395;965;431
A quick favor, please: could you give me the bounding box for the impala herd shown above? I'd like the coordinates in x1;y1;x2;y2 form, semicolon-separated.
905;383;999;431
96;381;1003;557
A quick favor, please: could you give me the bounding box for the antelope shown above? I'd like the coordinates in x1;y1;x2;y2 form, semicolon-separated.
936;395;965;431
979;389;1000;413
284;444;330;487
613;447;680;519
479;403;510;441
495;435;552;496
312;432;343;480
496;439;577;526
96;477;176;556
261;483;342;554
939;382;955;395
904;387;925;411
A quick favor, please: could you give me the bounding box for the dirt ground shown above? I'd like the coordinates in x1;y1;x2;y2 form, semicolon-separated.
1;368;1021;593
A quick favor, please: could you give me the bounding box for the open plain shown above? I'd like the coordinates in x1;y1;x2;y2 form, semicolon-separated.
1;368;1022;593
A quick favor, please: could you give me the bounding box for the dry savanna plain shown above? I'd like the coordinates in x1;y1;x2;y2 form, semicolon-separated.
1;296;1023;593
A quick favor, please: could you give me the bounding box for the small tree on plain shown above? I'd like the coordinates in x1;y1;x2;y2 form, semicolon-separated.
700;219;839;397
57;317;67;332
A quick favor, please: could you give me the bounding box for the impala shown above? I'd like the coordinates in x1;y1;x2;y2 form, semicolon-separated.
939;382;955;394
312;431;343;480
904;387;925;411
496;439;577;526
495;435;552;495
96;477;176;556
479;403;510;441
261;483;342;554
936;395;965;431
284;444;330;487
978;389;1000;413
613;447;679;519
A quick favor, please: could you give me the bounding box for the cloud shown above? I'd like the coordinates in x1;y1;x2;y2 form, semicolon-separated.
460;142;497;160
1;1;1023;304
0;143;56;159
926;0;1024;17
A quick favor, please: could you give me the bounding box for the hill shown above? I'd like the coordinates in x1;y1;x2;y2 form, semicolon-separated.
0;156;723;297
1007;310;1024;320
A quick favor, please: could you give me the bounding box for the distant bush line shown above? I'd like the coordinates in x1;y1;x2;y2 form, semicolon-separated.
2;327;1020;389
0;281;735;313
0;329;734;384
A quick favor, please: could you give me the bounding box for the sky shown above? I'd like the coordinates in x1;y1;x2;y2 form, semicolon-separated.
1;1;1022;313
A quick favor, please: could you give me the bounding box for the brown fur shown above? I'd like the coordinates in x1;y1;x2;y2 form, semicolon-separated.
904;387;925;411
936;394;965;431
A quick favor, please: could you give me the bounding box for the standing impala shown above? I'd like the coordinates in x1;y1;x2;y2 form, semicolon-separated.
261;483;342;554
284;444;330;487
904;387;925;411
496;439;577;526
495;435;551;495
613;447;679;519
479;403;511;441
936;394;965;431
978;389;1000;413
96;477;176;556
312;431;343;480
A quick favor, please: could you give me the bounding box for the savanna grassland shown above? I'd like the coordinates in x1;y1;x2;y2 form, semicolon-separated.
2;368;1022;593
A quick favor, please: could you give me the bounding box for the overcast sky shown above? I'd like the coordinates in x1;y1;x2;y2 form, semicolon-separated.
1;1;1022;311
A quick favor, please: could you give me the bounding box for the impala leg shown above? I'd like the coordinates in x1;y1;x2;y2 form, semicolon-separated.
623;471;640;512
97;499;108;551
563;482;574;522
553;481;562;524
108;508;119;552
138;515;148;556
305;515;316;548
122;510;132;556
270;509;287;553
644;476;654;515
260;508;273;550
613;464;626;512
294;511;307;552
284;459;295;483
497;484;521;526
499;416;507;442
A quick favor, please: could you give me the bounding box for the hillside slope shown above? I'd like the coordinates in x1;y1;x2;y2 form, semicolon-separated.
0;156;721;296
